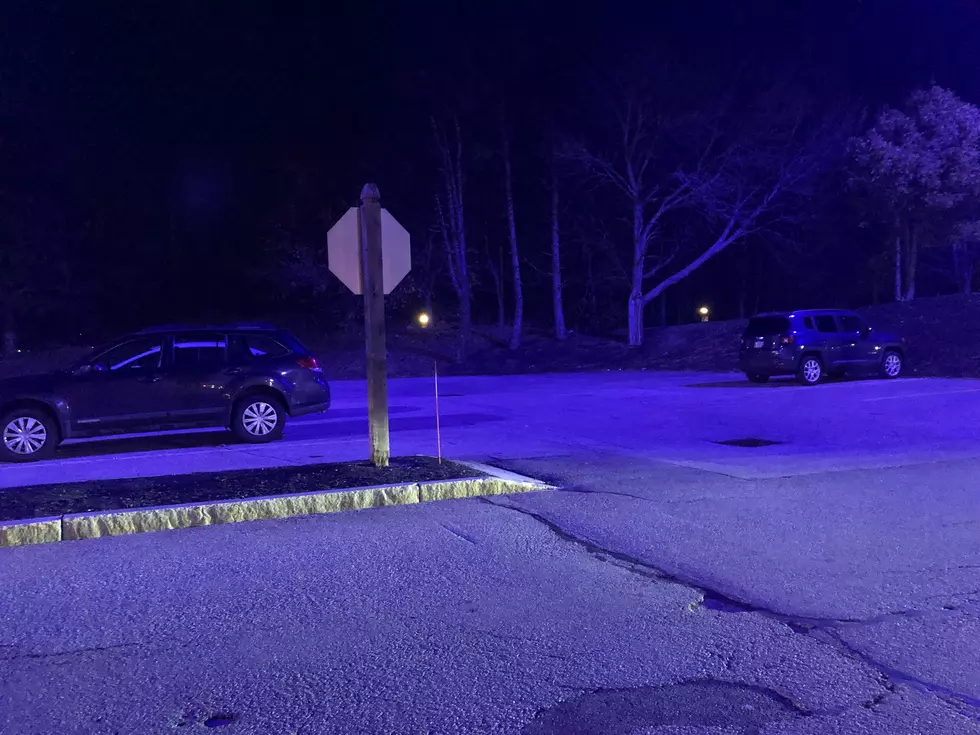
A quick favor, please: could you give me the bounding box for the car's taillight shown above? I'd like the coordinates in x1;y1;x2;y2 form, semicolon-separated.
297;355;322;373
779;335;795;346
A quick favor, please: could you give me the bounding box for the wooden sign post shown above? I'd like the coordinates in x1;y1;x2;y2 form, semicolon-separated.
327;184;411;468
358;184;389;467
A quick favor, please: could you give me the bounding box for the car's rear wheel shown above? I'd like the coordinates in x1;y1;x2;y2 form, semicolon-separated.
0;408;58;462
745;373;770;384
232;395;286;443
797;356;823;386
882;350;903;379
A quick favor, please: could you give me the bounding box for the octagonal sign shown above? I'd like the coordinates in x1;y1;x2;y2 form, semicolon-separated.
327;207;412;295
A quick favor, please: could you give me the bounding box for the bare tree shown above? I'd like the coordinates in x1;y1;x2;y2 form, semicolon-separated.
565;95;693;345
432;116;472;358
570;84;846;345
500;112;523;350
550;149;567;340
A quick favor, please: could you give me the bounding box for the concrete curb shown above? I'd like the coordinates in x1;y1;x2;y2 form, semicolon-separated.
0;462;551;548
0;516;62;547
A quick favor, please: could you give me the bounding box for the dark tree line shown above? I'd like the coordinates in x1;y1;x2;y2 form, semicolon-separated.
4;12;980;357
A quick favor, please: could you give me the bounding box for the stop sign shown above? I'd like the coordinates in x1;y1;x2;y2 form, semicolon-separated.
327;207;411;295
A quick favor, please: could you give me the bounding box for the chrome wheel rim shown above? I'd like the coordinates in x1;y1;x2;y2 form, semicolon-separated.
802;359;821;383
3;416;47;455
884;354;902;377
242;402;278;436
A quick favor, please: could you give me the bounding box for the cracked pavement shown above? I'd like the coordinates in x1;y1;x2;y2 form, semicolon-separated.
2;371;980;732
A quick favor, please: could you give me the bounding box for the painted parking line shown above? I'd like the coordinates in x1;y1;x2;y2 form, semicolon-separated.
863;387;980;402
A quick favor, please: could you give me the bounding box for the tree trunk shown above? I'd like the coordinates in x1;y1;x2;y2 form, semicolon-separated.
486;237;506;333
628;293;644;346
551;165;567;341
502;129;523;350
432;116;471;360
894;233;903;302
903;222;917;301
628;202;646;346
658;293;667;327
954;242;975;294
458;285;472;361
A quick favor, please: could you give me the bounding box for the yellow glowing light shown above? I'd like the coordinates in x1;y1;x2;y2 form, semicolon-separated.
418;312;431;327
698;306;709;316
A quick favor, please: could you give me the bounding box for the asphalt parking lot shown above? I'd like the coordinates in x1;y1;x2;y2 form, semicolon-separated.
4;370;980;488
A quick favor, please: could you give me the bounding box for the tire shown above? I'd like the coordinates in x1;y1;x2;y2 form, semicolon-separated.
796;356;823;386
0;408;58;462
746;374;770;384
231;395;286;443
881;350;903;379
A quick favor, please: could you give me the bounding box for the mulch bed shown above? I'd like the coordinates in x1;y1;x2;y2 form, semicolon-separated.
0;456;480;523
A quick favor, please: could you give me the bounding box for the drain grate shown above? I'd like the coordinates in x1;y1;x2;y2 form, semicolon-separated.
713;438;784;448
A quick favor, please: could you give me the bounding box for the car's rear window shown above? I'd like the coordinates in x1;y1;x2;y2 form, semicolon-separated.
744;317;790;337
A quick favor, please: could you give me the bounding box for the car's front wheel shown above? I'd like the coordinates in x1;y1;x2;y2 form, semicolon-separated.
882;350;903;379
231;395;286;443
746;373;770;384
797;356;823;386
0;408;58;462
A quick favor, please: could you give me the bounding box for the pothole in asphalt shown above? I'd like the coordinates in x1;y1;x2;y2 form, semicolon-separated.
520;680;806;734
204;714;236;728
713;437;785;448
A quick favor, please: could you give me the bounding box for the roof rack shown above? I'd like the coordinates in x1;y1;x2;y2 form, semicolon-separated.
135;322;279;335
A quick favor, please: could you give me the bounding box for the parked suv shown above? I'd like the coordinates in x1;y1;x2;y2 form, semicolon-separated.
738;310;905;386
0;324;330;462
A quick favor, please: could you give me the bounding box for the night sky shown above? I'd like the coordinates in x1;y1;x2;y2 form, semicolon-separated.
1;0;979;338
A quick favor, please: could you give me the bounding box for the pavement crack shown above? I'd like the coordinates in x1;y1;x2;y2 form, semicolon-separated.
478;497;673;587
481;497;980;721
436;522;478;545
0;641;141;662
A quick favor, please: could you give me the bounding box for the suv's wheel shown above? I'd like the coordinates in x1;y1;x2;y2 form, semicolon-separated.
882;350;903;379
0;408;58;462
231;395;286;443
746;373;770;384
797;356;823;386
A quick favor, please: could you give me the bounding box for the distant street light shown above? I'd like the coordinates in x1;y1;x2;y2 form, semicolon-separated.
698;306;710;323
418;312;431;327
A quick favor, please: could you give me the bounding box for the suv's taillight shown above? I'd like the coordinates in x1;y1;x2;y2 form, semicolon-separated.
297;355;322;373
779;335;795;346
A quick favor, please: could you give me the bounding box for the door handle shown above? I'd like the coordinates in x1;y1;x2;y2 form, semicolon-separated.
223;367;243;375
138;375;162;383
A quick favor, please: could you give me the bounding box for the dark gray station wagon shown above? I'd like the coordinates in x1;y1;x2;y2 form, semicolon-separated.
739;310;906;385
0;324;330;462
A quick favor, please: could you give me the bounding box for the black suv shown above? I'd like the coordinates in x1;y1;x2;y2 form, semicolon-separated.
739;310;905;385
0;324;330;462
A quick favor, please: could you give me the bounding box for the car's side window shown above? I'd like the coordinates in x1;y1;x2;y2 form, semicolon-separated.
173;333;227;370
838;315;865;333
94;338;164;372
803;317;815;329
229;334;291;361
814;315;838;333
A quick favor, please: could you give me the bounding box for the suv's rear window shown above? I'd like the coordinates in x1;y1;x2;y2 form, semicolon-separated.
744;317;790;337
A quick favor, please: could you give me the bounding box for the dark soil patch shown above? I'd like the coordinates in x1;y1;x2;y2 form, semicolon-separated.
0;456;480;523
